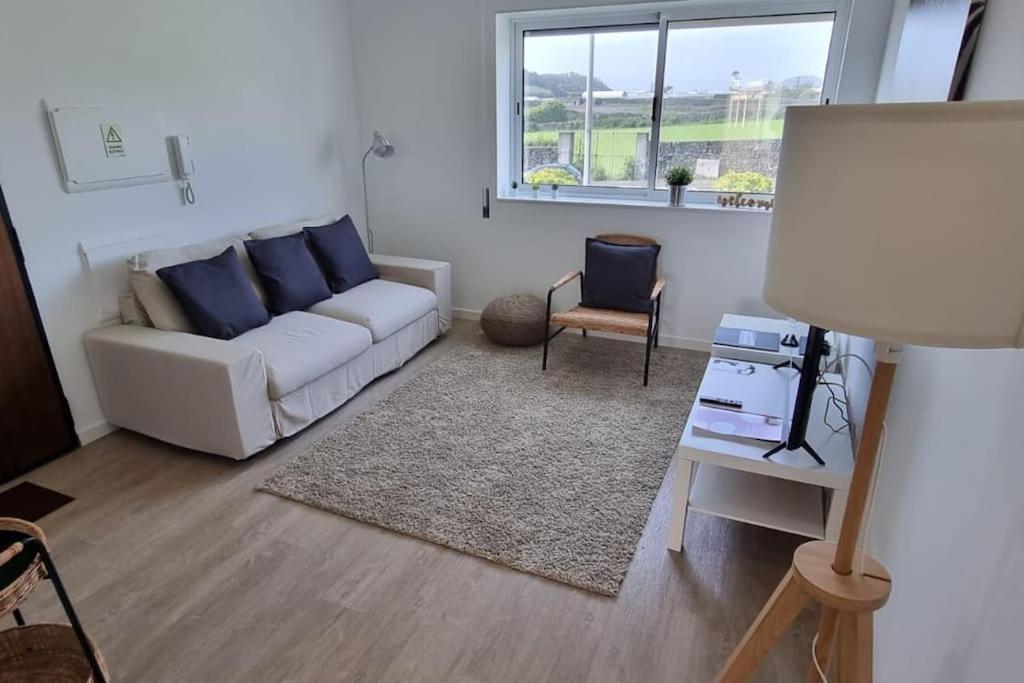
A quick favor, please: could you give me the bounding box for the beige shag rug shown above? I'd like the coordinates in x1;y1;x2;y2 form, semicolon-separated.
258;334;706;595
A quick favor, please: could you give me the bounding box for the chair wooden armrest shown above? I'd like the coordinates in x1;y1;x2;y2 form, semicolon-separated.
550;270;582;291
0;542;26;568
0;518;46;544
0;517;46;568
650;277;667;300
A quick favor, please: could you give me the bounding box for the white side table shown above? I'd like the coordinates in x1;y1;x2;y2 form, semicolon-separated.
666;358;854;552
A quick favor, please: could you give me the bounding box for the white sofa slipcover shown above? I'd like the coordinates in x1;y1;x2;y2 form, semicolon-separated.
308;279;437;342
84;230;451;460
233;311;373;399
84;324;277;458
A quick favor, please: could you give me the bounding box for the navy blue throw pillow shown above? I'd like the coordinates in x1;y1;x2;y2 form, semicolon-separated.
157;247;270;340
304;215;378;293
581;238;661;313
244;232;332;315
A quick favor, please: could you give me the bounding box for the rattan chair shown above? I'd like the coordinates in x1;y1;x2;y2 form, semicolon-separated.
542;234;666;385
0;518;106;682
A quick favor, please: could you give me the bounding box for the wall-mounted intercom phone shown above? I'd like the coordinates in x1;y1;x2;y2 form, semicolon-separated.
170;134;196;205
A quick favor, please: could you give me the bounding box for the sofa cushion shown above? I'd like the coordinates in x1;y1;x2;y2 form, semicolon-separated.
244;233;332;315
156;247;271;340
248;213;342;241
233;311;372;399
307;279;437;342
130;234;264;333
118;292;151;327
304;215;378;293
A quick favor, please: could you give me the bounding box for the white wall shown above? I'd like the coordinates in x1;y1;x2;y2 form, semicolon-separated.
0;0;364;441
870;1;1024;679
345;0;894;348
875;0;970;103
841;0;980;434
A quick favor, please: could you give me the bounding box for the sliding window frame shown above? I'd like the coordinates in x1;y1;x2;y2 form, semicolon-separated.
503;0;851;205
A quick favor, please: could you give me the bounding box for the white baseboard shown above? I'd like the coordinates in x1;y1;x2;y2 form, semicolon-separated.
454;307;711;353
77;420;117;445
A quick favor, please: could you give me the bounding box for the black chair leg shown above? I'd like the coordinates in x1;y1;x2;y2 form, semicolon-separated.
543;289;553;371
28;540;106;682
13;608;25;626
654;293;662;348
642;298;661;386
644;312;656;386
581;328;587;338
644;333;653;386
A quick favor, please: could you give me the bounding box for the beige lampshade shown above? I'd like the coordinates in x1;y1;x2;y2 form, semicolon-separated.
763;101;1024;349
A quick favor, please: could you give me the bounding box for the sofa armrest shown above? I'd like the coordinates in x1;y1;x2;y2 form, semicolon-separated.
371;254;452;333
83;325;276;459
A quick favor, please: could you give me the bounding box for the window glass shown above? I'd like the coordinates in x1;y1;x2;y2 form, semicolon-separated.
523;27;658;188
655;17;835;192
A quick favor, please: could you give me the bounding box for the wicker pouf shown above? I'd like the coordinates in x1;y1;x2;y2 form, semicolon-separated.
480;295;547;346
0;624;108;682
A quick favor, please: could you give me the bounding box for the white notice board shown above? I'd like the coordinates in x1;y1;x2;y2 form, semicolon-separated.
47;106;171;193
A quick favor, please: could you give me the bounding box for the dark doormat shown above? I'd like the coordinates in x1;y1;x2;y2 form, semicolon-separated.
0;482;74;521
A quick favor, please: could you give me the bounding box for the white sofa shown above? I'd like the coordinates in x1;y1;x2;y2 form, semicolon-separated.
83;221;452;460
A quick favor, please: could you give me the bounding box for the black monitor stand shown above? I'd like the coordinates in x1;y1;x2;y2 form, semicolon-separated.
763;325;828;466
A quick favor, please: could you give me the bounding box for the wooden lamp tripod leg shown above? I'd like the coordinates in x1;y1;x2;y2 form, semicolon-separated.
807;606;840;682
715;570;811;683
837;612;873;683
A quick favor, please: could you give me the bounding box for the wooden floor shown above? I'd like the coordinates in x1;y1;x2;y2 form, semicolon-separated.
7;321;816;682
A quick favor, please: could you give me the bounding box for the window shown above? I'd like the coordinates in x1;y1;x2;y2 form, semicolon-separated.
523;26;659;188
500;1;848;207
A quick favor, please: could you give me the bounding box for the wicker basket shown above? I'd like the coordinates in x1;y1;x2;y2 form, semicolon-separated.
0;519;47;619
0;624;108;682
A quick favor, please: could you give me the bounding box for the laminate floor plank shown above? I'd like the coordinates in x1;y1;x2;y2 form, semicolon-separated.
3;321;815;682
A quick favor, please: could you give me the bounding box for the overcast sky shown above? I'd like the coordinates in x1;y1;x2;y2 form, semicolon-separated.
525;18;834;93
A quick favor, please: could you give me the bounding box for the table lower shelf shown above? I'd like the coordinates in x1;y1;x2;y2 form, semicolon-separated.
688;463;825;539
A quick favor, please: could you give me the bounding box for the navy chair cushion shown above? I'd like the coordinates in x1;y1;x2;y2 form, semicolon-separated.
244;232;332;315
157;247;270;339
581;238;660;313
304;215;378;293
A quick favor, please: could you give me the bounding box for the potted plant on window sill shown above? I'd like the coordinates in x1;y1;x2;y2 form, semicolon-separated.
665;166;693;207
550;183;560;199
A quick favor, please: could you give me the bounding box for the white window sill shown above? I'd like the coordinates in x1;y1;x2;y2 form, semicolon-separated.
496;193;773;215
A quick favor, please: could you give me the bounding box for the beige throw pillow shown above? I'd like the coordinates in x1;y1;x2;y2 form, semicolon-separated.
129;234;265;333
247;213;343;241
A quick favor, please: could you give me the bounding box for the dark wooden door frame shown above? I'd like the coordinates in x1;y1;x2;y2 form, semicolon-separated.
0;183;80;480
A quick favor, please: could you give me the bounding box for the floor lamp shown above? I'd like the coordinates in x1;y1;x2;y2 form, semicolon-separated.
361;130;394;253
716;101;1024;682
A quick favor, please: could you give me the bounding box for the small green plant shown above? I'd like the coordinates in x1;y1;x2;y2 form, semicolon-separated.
551;183;560;191
665;165;694;186
525;167;578;186
715;170;774;193
531;183;540;191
